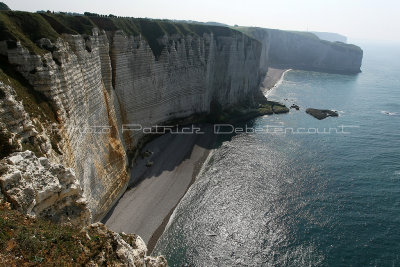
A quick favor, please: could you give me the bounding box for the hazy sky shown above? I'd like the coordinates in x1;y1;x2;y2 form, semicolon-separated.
5;0;400;43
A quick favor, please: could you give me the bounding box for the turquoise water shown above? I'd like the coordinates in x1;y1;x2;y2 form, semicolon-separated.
153;43;400;266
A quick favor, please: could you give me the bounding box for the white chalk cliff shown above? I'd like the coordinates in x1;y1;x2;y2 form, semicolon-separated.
237;27;363;74
0;24;264;222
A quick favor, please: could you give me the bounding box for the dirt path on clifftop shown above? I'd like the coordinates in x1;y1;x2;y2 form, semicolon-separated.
103;125;216;247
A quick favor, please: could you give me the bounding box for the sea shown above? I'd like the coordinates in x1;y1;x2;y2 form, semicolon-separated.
153;42;400;266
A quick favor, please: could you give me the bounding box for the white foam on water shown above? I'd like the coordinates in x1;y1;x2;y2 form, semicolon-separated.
265;69;292;97
381;111;399;116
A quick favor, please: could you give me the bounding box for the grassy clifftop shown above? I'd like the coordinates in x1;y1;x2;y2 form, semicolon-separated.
0;202;96;265
0;10;243;58
0;201;153;266
0;11;60;54
234;26;318;39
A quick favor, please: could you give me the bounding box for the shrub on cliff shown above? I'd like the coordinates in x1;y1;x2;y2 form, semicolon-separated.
0;2;10;11
0;126;17;159
0;11;59;54
0;9;239;60
0;201;167;266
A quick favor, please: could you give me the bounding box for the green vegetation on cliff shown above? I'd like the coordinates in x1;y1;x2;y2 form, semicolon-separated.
0;10;241;58
0;202;137;266
40;13;95;35
0;2;10;11
0;11;59;54
0;56;57;123
66;15;235;58
235;26;320;41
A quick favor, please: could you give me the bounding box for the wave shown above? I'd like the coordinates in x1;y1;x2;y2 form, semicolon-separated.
265;69;292;97
381;111;399;116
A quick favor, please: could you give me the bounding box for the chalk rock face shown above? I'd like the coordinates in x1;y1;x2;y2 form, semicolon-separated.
0;82;35;151
82;223;168;267
0;151;90;226
112;32;262;149
249;29;271;74
0;28;262;221
0;28;263;221
245;28;363;74
266;29;363;74
0;29;129;221
0;81;57;159
0;24;262;224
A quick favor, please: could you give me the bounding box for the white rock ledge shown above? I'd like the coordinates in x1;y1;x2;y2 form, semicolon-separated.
0;150;91;226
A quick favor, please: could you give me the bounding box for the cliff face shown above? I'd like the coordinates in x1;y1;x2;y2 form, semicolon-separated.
0;13;262;222
112;31;261;149
0;30;128;221
239;27;363;74
267;29;362;73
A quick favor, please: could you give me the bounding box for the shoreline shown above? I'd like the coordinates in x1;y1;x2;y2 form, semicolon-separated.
262;68;291;97
148;67;291;251
103;125;217;250
146;143;214;253
103;68;289;254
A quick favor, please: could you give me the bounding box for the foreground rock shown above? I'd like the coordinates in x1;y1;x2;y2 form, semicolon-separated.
0;201;167;266
0;151;168;266
82;223;168;267
0;151;90;226
306;108;339;120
